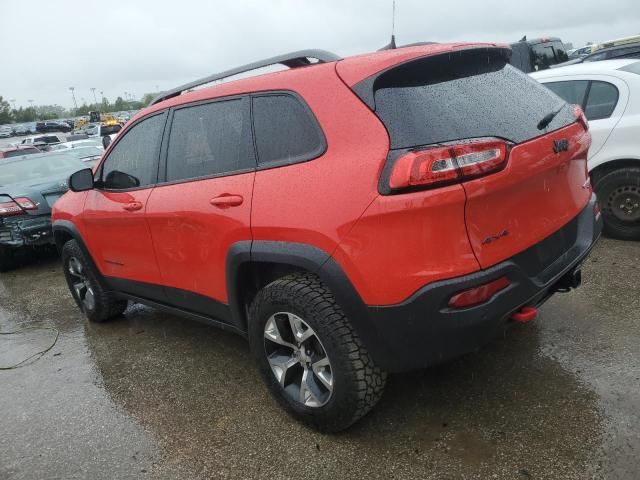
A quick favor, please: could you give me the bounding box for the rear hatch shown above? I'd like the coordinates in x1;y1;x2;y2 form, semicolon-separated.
342;47;591;270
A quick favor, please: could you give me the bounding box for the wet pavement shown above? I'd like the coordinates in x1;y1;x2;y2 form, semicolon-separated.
1;238;638;479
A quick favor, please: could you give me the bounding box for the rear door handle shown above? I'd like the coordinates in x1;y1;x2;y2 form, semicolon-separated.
122;201;143;212
210;194;244;208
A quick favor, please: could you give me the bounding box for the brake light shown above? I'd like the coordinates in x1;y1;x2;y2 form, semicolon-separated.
448;276;511;309
388;139;509;191
0;197;38;217
574;105;589;131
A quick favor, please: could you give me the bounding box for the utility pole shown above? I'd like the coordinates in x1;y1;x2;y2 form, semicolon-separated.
90;87;97;105
69;87;78;114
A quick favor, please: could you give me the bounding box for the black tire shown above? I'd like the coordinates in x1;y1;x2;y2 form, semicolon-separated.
248;272;386;432
61;239;127;322
0;246;15;272
594;167;640;241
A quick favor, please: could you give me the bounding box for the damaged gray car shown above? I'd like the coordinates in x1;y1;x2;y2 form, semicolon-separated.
0;152;86;271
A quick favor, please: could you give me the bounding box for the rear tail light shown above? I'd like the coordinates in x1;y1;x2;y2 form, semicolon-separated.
574;105;589;131
387;139;509;192
448;276;511;309
0;197;38;217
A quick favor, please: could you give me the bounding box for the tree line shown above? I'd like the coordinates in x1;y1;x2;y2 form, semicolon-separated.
0;93;157;124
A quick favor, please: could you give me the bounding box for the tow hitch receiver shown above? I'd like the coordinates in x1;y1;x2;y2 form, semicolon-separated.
511;306;538;323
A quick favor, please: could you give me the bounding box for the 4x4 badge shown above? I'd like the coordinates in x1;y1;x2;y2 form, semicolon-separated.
553;139;569;153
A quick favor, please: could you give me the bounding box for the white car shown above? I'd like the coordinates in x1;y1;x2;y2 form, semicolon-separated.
48;139;104;151
532;59;640;240
0;126;12;138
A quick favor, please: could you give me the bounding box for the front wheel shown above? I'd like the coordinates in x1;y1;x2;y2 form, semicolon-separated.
595;167;640;240
61;239;127;322
248;273;386;432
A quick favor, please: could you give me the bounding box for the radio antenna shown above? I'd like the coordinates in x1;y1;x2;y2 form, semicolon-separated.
378;0;397;50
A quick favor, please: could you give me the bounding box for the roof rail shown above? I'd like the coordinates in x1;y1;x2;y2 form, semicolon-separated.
151;49;342;106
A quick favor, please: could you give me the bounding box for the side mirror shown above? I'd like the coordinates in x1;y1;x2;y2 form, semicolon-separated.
102;135;112;149
69;168;95;192
104;170;140;189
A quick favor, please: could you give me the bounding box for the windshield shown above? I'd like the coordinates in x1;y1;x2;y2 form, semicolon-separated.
0;154;84;186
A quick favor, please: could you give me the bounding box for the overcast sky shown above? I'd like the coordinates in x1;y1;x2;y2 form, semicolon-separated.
2;0;639;108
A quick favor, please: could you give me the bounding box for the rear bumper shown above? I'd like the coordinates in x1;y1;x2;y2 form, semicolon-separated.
0;215;54;248
363;195;602;372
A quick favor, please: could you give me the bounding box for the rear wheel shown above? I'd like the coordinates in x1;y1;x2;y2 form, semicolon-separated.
595;167;640;240
61;239;127;322
248;273;386;432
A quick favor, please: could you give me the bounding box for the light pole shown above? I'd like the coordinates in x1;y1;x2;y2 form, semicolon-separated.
69;87;78;114
90;87;97;105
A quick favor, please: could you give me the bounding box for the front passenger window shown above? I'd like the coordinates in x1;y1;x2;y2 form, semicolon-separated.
100;113;165;190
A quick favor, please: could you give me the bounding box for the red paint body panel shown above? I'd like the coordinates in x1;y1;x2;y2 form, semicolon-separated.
145;173;254;303
82;189;162;283
251;64;389;256
463;123;592;268
332;185;480;305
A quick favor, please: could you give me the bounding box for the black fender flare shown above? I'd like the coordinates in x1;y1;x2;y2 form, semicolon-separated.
225;240;389;361
52;220;103;278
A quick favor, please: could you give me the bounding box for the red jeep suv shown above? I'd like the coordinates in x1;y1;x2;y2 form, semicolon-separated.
52;44;602;432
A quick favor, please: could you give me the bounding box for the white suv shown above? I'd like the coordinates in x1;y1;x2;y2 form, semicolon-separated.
532;59;640;240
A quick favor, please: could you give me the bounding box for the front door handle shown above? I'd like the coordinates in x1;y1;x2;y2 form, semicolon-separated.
122;201;143;212
210;194;244;208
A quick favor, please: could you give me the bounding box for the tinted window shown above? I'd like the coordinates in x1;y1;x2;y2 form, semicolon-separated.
551;42;569;62
101;114;165;190
544;81;589;106
373;51;575;149
252;94;325;167
584;81;618;120
531;44;556;70
620;60;640;75
608;46;640;60
166;99;252;182
584;52;607;62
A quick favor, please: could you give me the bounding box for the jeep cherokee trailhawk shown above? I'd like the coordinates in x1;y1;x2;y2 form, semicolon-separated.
52;44;602;432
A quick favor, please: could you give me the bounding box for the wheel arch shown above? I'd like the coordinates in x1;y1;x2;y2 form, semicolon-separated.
226;241;376;346
52;220;102;276
590;158;640;187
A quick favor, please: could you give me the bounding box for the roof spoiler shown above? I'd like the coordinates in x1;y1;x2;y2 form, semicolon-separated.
151;49;342;106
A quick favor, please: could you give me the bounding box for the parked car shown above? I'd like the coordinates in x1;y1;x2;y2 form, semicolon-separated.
552;42;640;68
0;146;42;159
62;146;103;167
510;37;569;73
568;45;593;59
532;59;640;240
0;152;85;270
85;123;122;137
20;134;62;150
49;139;104;151
53;44;601;431
0;126;12;138
13;124;34;136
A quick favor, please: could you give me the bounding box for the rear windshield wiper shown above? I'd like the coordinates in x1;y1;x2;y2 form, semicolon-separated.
537;104;566;130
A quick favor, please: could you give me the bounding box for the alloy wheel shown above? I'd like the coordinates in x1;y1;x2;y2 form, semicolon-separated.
67;256;96;311
263;312;333;408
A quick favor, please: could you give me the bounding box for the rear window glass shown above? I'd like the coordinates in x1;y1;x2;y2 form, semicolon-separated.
373;50;575;149
252;94;325;167
544;81;589;106
585;81;618;120
166;98;253;182
619;61;640;75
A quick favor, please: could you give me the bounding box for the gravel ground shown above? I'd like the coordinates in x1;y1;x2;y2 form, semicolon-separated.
0;238;639;479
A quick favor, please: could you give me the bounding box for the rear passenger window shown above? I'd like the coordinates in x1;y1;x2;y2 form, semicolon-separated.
544;81;589;106
252;94;325;167
166;98;253;182
585;81;618;120
101;113;165;190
